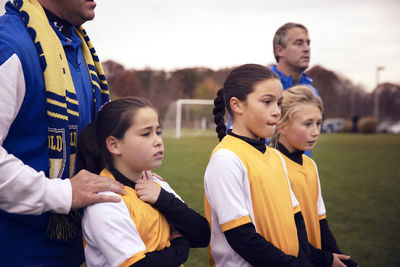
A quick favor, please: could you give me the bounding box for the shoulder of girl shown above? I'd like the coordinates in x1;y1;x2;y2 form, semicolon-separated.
152;177;169;189
211;148;240;160
83;192;124;213
303;154;316;164
98;191;120;197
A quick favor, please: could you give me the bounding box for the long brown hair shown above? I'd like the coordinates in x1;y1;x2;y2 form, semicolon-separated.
77;97;155;174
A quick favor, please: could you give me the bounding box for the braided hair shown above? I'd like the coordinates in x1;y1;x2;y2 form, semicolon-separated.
213;88;226;141
212;64;278;141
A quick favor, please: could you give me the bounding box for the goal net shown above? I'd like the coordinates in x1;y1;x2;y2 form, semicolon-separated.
161;99;216;138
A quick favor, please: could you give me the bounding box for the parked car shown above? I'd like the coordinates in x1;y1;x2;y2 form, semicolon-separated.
378;121;400;134
378;121;394;133
389;121;400;134
322;118;345;133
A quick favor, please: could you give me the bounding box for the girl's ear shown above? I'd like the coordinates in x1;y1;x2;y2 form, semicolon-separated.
106;136;121;155
230;97;244;115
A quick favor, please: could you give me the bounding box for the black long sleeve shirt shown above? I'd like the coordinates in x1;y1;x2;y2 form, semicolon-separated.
224;212;313;267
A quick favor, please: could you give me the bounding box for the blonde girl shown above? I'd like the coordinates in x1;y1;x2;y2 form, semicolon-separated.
271;85;358;267
78;97;210;267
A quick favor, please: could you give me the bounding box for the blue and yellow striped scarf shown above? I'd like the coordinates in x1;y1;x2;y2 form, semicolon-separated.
12;0;109;241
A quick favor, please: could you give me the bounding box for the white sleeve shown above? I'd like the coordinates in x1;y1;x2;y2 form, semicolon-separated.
311;160;326;216
204;149;250;226
82;192;146;267
0;53;72;215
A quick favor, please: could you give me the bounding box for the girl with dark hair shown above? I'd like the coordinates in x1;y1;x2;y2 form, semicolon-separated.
204;64;312;267
79;97;210;267
271;86;358;267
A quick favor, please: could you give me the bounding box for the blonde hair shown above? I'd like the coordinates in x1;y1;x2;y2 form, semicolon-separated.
270;85;323;148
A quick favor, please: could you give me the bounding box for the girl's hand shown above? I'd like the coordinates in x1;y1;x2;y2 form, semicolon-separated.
135;179;161;204
143;170;164;181
332;253;351;267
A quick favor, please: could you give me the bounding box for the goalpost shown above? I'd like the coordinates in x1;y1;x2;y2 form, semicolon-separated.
175;99;214;138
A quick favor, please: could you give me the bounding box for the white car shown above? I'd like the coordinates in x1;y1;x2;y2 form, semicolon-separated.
322;118;345;133
389;121;400;134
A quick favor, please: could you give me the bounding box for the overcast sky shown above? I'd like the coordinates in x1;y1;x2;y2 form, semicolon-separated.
2;0;399;92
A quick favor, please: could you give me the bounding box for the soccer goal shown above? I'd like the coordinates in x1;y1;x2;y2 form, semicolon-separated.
175;99;214;138
161;99;215;138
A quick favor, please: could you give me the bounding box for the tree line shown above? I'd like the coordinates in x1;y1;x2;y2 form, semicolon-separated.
103;60;400;122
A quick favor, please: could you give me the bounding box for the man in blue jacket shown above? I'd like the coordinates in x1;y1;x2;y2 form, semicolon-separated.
270;22;318;95
0;0;124;265
270;22;319;156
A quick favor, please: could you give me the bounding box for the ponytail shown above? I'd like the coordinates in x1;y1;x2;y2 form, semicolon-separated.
213;88;226;142
77;122;105;174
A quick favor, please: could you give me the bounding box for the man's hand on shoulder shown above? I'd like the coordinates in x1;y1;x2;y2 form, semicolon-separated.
70;170;125;210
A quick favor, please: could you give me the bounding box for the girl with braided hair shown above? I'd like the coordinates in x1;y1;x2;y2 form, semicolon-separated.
204;64;312;267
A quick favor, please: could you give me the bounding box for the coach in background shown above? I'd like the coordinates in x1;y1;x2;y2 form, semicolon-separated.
270;22;319;156
270;22;319;94
0;0;124;266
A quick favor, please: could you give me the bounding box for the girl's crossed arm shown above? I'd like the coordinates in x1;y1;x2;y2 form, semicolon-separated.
135;179;211;248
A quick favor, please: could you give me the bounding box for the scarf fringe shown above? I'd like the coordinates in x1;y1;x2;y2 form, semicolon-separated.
46;211;82;241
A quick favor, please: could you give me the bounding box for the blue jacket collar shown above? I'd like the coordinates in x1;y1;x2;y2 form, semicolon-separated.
270;64;312;89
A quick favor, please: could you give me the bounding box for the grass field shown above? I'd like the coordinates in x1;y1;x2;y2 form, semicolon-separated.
154;133;400;267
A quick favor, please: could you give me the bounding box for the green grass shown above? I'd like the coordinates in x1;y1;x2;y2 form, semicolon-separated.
154;133;400;267
312;134;400;267
154;137;217;267
161;128;217;139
